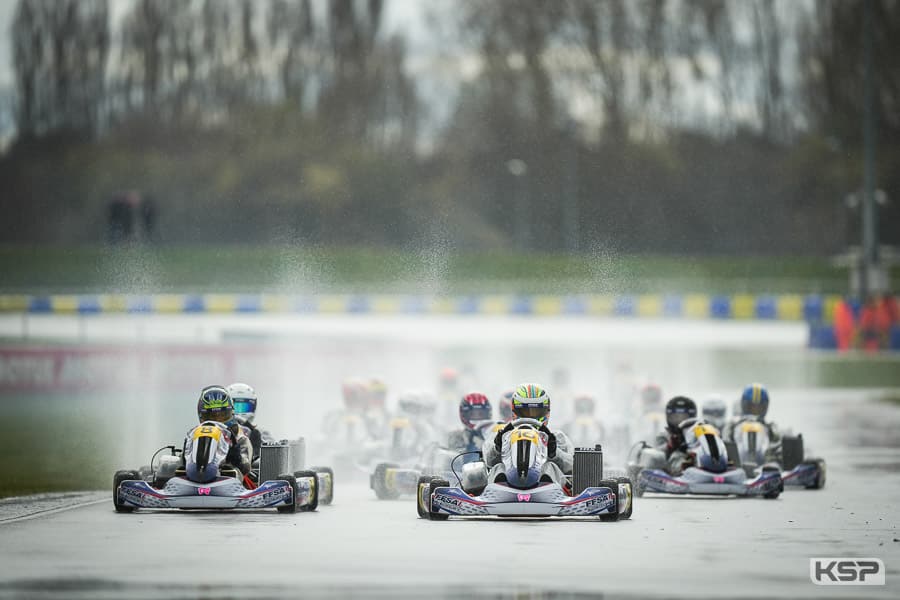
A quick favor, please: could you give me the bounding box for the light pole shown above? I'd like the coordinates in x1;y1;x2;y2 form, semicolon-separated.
507;158;528;250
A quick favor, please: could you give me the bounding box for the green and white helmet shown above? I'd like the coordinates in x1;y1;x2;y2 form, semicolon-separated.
512;383;550;424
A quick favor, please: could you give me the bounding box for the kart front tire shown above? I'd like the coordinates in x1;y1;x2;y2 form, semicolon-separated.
598;479;620;522
310;465;334;505
615;476;633;520
804;458;826;489
294;470;319;512
416;475;432;519
277;474;298;513
372;462;401;500
427;478;450;521
113;470;140;513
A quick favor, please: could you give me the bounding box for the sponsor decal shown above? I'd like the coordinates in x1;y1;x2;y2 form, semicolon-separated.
713;476;725;483
197;487;211;495
810;558;884;586
434;494;460;507
516;493;531;502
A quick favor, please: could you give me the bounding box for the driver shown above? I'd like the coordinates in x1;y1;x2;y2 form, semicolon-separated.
485;383;573;486
226;382;275;459
448;392;494;454
193;385;253;478
657;395;698;476
723;383;781;446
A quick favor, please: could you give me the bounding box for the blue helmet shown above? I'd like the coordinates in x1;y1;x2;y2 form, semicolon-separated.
740;384;769;420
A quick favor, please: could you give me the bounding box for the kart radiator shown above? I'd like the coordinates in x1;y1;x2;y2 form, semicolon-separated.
259;442;291;484
258;438;307;483
572;445;604;495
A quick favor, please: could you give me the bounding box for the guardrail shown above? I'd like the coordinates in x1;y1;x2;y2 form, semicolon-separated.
0;293;852;322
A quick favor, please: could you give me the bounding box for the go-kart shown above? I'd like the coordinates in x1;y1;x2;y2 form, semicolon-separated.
417;418;633;520
627;419;783;498
114;422;333;512
729;418;825;489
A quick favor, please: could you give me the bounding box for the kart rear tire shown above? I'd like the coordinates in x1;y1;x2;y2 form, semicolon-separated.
310;466;334;505
416;475;432;519
598;478;620;522
804;458;826;489
113;470;140;513
372;462;401;500
277;474;298;513
615;476;633;520
763;481;783;499
294;470;319;512
427;478;450;521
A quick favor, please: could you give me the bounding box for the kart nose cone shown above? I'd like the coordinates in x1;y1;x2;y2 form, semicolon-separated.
186;462;219;483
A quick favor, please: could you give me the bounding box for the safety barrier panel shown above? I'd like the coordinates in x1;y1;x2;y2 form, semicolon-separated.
0;293;857;322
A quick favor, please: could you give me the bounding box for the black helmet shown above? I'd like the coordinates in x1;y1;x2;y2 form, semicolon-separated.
665;396;697;431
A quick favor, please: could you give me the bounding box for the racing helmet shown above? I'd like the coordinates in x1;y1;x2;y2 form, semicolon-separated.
498;389;514;422
740;383;769;420
702;395;727;425
574;394;596;416
367;377;387;411
665;396;697;431
341;378;367;412
512;383;550;424
227;382;257;424
640;383;663;412
459;392;492;430
197;385;234;423
398;390;424;416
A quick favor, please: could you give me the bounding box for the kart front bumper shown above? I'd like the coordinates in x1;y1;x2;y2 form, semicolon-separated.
117;477;300;510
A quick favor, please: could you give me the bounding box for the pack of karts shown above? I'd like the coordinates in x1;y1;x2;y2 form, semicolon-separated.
417;418;634;520
628;419;784;498
729;418;826;489
114;422;333;513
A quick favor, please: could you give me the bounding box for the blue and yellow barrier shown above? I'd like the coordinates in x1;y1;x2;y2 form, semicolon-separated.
0;293;849;322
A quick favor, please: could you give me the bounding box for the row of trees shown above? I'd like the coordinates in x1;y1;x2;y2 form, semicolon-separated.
2;0;898;254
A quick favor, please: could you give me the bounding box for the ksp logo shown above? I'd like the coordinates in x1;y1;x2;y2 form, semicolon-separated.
809;558;884;585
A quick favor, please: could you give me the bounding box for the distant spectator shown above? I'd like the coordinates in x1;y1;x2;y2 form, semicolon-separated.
141;195;157;243
833;297;856;352
858;294;893;352
106;193;133;243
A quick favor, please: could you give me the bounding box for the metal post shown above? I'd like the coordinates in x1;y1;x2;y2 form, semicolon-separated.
861;0;878;297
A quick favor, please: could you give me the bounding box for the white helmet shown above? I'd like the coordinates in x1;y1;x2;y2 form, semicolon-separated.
227;383;258;424
702;395;728;430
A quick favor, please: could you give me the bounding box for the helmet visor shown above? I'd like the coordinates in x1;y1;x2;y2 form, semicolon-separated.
515;405;548;421
465;405;492;422
233;399;255;415
200;408;232;423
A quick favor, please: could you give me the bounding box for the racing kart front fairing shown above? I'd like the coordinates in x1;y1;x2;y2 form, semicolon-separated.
637;465;782;497
117;475;302;510
428;480;628;518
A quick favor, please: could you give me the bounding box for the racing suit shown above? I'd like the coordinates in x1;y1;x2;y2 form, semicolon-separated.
183;421;253;478
238;420;277;460
447;427;490;464
483;423;574;487
656;427;692;476
723;417;782;462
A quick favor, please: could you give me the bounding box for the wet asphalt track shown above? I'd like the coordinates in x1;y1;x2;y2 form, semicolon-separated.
1;390;898;600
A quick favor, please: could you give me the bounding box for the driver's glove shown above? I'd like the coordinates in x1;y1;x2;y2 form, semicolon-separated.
494;423;514;452
538;424;557;458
